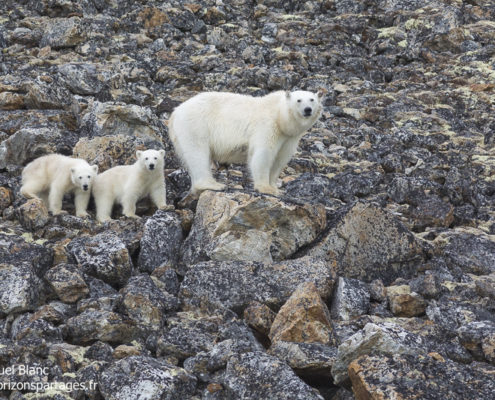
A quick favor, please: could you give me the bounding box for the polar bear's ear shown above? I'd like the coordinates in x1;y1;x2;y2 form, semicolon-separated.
159;149;165;158
92;165;99;174
285;91;291;99
136;150;142;159
70;168;76;174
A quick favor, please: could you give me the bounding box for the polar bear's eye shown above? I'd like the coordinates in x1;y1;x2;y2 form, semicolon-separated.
145;157;149;160
297;99;302;103
310;98;314;102
79;176;82;179
87;175;90;178
154;157;157;160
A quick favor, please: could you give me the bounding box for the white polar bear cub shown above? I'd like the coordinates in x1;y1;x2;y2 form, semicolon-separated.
92;149;167;222
168;89;324;195
21;154;98;217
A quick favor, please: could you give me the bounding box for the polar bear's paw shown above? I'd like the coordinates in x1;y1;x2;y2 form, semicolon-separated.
254;184;280;196
192;180;226;194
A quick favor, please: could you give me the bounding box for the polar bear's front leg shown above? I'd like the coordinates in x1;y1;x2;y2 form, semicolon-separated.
122;193;139;218
269;138;299;188
250;147;279;195
150;180;167;209
74;190;91;218
48;182;66;215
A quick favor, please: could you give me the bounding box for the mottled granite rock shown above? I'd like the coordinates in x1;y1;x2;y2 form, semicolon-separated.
44;263;89;304
331;277;370;321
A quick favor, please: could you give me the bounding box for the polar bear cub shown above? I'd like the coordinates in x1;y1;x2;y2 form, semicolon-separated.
20;154;98;217
168;89;324;195
92;149;167;222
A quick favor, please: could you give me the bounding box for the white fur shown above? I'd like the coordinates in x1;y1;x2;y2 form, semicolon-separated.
92;149;167;222
168;90;323;195
20;154;98;217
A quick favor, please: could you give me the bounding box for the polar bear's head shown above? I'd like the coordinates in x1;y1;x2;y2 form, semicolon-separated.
136;149;165;171
71;164;98;192
286;90;325;120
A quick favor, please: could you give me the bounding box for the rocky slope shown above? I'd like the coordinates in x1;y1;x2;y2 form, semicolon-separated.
0;0;494;399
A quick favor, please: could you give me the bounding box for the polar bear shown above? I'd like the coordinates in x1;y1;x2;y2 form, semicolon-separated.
168;89;324;195
92;149;167;222
20;154;98;217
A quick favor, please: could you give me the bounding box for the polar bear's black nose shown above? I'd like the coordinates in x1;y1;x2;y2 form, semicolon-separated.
83;184;89;191
304;107;312;116
149;164;155;170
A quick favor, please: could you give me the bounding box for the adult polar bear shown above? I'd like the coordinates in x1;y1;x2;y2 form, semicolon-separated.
168;89;324;195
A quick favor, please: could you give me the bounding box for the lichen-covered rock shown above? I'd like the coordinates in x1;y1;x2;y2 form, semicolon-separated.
99;356;197;400
349;353;495;400
138;211;183;273
269;281;336;345
179;257;336;313
40;17;86;48
72;135;145;172
268;341;338;379
57;63;108;96
0;263;43;314
119;274;178;330
16;198;50;231
67;232;132;288
308;202;425;285
387;284;427;317
0;187;13;211
80;100;164;143
180;191;326;268
243;301;276;336
223;351;324;400
330;277;370;321
64;310;139;345
44;263;89;304
332;322;426;386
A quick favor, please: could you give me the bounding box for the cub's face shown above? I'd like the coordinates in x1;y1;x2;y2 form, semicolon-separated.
287;90;324;120
71;165;98;192
136;149;165;171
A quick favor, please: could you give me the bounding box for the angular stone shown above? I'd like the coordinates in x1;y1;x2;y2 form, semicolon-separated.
308;202;425;285
99;356;197;400
72;135;145;173
64;310;139;345
80;101;164;143
0;263;43;315
16;198;50;231
67;232;132;288
57;63;107;96
223;351;324;400
44;263;89;303
332;322;426;386
138;211;183;273
40;17;86;49
243;301;276;336
482;333;495;364
0;187;12;211
349;353;495;400
387;285;427;317
330;277;370;321
179;257;336;313
181;191;326;268
268;341;338;379
457;321;495;361
269;282;336;345
119;274;179;330
409;194;455;230
24;81;74;111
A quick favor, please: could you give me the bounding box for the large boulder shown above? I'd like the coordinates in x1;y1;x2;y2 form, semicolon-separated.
179;257;336;313
308;202;425;284
180;190;326;269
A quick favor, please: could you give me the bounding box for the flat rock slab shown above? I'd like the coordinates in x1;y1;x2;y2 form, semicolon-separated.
349;353;495;400
179;257;336;313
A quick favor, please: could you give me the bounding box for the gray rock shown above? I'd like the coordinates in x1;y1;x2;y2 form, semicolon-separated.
138;211;183;273
16;198;50;231
119;274;179;330
179;257;335;313
44;263;89;304
57;63;107;96
99;356;197;400
308;202;425;285
67;232;132;288
332;322;426;386
181;191;326;269
64;309;139;345
330;277;370;321
0;263;43;315
40;17;86;49
223;351;324;400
